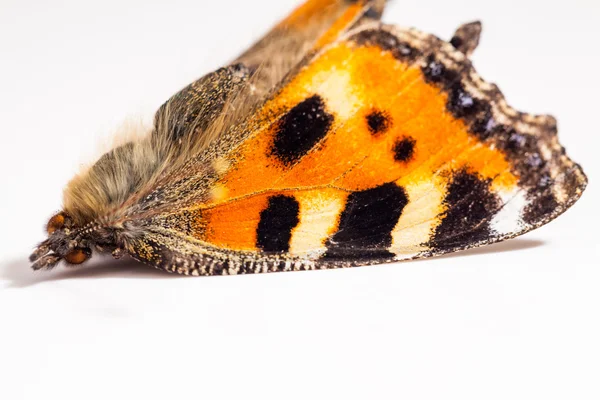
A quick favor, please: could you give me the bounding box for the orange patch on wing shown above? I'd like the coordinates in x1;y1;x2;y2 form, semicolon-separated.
213;41;517;207
199;194;270;251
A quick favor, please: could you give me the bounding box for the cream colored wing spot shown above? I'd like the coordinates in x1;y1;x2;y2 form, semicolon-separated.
289;189;347;257
307;69;362;121
391;177;446;254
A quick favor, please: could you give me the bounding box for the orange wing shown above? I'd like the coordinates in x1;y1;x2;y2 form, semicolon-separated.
127;24;586;276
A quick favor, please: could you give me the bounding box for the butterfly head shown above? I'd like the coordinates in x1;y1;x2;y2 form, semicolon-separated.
29;212;93;270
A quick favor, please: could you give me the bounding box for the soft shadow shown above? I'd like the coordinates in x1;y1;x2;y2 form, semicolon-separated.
0;254;183;289
434;238;546;260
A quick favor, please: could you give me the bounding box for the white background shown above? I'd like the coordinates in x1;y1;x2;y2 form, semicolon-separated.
1;0;599;399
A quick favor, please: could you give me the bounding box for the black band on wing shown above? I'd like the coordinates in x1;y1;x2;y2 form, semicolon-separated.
257;195;301;253
430;170;501;251
324;183;409;260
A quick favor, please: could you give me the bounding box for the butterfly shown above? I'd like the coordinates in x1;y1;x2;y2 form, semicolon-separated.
30;0;587;275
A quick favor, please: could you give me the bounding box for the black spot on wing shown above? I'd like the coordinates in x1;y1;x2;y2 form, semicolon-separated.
447;86;490;122
352;29;420;62
366;110;391;135
271;95;333;166
470;111;497;141
422;55;458;85
324;183;409;259
256;195;300;253
431;170;501;251
393;137;416;162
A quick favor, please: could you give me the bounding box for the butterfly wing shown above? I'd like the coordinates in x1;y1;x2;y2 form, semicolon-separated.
122;21;586;275
150;0;385;169
234;0;386;92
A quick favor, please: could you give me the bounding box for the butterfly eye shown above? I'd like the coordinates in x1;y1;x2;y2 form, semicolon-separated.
46;213;66;234
64;248;91;265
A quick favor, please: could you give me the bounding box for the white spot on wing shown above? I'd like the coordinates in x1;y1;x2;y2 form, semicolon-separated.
308;69;361;120
491;189;527;235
